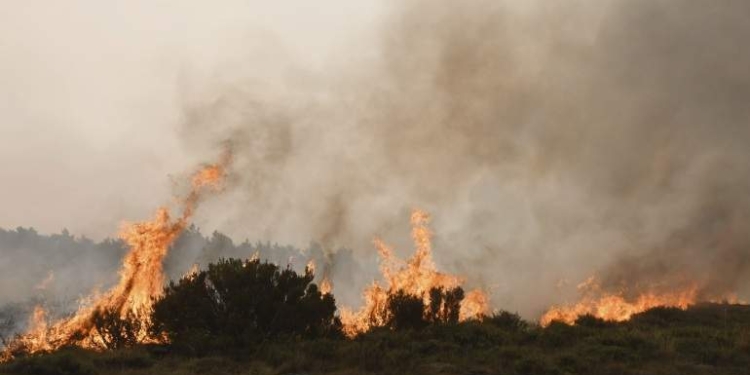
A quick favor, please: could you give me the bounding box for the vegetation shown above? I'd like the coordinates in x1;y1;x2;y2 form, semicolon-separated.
2;256;750;375
2;303;750;375
151;259;341;354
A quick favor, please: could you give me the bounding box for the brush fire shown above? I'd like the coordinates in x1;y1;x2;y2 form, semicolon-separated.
1;151;231;360
540;276;742;326
339;209;489;337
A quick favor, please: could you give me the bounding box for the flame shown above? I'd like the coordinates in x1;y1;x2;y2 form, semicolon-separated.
2;151;230;359
183;263;200;280
320;276;333;295
540;276;701;326
340;209;489;336
305;259;333;295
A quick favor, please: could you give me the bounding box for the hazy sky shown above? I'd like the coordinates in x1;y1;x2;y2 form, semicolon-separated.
0;0;384;238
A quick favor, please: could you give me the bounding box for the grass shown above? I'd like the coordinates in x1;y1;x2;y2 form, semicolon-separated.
2;303;749;375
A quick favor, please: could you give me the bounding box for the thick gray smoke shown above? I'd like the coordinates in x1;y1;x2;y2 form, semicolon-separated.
1;1;749;320
180;0;750;317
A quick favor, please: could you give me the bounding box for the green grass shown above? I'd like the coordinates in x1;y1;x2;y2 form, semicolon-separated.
2;303;750;375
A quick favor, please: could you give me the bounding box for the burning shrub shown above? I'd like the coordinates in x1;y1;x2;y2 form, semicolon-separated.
341;210;489;336
426;287;464;325
90;307;142;350
380;286;467;331
150;258;341;352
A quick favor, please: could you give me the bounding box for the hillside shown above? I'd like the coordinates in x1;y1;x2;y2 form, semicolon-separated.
2;303;749;375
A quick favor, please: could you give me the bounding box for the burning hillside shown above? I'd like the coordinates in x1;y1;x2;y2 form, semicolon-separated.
340;209;489;337
1;151;230;360
540;276;741;326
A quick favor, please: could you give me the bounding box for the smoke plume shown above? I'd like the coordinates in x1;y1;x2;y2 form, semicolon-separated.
2;0;749;319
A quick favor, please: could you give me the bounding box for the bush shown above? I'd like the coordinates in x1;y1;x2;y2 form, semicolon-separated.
387;291;427;331
90;307;142;350
426;287;464;324
575;314;614;328
631;306;685;327
150;258;341;351
487;311;528;332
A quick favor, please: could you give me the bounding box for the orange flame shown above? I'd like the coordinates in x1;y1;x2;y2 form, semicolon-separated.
340;209;489;336
305;259;333;295
320;277;333;295
306;260;316;276
540;276;704;326
2;151;230;359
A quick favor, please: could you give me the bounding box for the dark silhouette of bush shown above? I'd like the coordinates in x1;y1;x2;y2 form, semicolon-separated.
90;307;143;350
150;258;341;352
487;310;528;332
575;314;614;328
384;287;466;331
630;306;685;327
426;287;464;324
386;291;427;331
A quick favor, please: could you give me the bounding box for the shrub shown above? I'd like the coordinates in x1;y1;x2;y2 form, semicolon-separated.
426;287;464;324
90;307;142;350
487;311;528;332
151;258;341;351
575;314;614;328
387;290;427;331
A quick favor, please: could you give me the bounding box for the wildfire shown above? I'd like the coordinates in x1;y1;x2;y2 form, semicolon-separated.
306;259;333;295
306;259;316;275
320;277;333;295
540;276;700;326
2;151;230;359
340;209;489;336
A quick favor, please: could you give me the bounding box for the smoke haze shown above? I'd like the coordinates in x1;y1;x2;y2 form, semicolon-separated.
1;0;749;318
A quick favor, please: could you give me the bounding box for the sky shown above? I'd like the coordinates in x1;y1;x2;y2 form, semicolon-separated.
0;0;384;238
1;0;749;317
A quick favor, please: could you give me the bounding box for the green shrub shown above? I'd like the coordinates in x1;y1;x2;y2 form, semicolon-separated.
151;258;341;352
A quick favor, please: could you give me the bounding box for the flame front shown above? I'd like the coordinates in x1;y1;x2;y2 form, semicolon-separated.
2;152;230;359
539;277;715;326
340;209;489;336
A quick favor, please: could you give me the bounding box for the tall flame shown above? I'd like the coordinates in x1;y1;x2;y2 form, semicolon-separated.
340;209;489;336
2;151;231;359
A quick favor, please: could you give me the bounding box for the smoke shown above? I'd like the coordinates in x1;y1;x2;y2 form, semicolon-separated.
177;0;750;316
2;1;749;319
